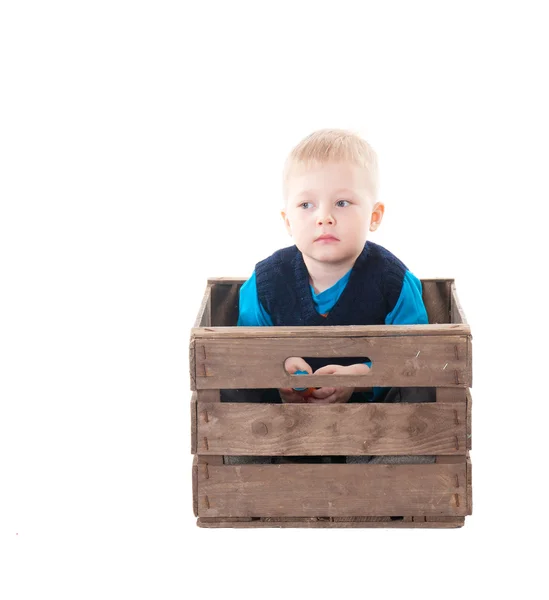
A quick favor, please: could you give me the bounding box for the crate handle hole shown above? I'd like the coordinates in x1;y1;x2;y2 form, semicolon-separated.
283;357;372;378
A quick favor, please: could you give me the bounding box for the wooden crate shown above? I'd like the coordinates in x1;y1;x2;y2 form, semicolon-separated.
190;278;472;528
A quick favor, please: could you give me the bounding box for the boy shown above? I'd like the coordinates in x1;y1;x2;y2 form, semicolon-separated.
238;128;429;405
230;128;434;465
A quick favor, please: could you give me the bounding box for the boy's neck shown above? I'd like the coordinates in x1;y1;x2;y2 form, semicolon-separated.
303;255;358;294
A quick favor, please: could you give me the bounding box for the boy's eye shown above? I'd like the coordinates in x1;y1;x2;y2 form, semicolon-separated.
299;202;313;209
336;199;350;207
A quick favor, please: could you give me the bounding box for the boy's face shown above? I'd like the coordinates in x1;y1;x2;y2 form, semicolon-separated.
282;162;384;268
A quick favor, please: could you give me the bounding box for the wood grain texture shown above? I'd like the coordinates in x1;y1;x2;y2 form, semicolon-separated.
197;462;467;517
466;389;472;450
466;454;473;515
207;277;246;285
196;390;221;402
192;456;198;517
436;387;467;402
436;455;465;464
197;402;467;456
195;389;223;465
189;339;196;391
197;517;464;528
422;280;452;324
192;323;471;338
191;393;197;454
197;455;224;465
467;335;473;388
211;283;239;327
451;282;468;324
435;389;468;469
193;334;472;389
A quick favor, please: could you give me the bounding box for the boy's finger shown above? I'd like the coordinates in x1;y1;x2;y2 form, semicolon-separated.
279;387;309;401
311;387;335;399
314;366;337;375
284;360;311;375
309;394;337;404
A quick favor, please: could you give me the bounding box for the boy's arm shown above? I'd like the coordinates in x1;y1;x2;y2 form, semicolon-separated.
385;270;429;325
237;272;273;326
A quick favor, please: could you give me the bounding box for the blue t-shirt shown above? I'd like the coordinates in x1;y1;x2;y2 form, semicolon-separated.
238;268;428;400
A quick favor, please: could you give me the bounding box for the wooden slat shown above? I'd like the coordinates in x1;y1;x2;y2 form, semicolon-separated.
466;454;473;515
207;277;246;285
193;335;472;389
422;280;452;324
197;455;224;466
451;282;468;324
195;390;224;465
192;456;198;517
436;387;467;402
192;323;471;338
436;455;465;464
197;463;467;518
435;388;467;466
196;390;221;402
197;517;465;528
191;393;197;454
189;339;196;391
466;389;472;450
211;283;240;327
197;402;467;456
332;516;413;522
199;517;257;522
193;284;212;328
468;336;473;388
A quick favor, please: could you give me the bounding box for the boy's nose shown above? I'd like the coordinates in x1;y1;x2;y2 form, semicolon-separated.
316;212;334;226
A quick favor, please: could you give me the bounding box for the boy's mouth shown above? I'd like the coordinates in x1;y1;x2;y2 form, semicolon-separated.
315;234;339;242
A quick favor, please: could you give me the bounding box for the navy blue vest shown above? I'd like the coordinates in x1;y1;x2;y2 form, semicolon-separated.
255;241;407;371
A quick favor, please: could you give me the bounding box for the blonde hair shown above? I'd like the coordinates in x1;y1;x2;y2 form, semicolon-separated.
283;128;379;200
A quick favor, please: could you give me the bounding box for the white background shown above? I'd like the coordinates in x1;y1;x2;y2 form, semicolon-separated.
1;1;547;598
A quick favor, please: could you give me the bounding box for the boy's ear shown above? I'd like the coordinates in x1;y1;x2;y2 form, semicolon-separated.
281;210;292;235
369;202;385;231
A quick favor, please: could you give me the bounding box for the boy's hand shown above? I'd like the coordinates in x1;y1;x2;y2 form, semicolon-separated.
280;357;313;403
309;386;354;404
308;363;371;404
283;356;313;376
279;388;312;403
